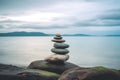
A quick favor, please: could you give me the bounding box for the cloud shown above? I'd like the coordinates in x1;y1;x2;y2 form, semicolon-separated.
72;8;120;27
0;18;68;30
97;8;120;26
74;19;120;27
99;9;120;20
0;20;23;23
0;0;120;34
18;24;68;29
0;26;4;29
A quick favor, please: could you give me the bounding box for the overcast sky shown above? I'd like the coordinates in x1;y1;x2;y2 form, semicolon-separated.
0;0;120;35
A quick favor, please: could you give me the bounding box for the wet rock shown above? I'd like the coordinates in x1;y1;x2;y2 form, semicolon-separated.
0;64;60;80
28;60;79;74
59;66;120;80
17;69;60;80
0;64;24;75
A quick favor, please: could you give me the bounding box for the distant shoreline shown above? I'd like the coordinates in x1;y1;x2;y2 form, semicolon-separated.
0;35;120;37
0;31;120;37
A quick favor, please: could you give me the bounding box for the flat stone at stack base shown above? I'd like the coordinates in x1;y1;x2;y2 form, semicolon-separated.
51;48;69;54
28;60;79;74
44;54;69;63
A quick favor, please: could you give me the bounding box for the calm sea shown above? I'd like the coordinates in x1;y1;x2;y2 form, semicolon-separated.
0;36;120;69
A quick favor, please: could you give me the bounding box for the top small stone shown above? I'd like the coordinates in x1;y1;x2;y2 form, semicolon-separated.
56;34;61;37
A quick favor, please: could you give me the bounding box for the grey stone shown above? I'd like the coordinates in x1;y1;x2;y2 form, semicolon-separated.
52;39;65;43
17;69;60;80
28;60;79;74
54;43;69;49
59;66;120;80
0;64;60;80
45;54;69;63
0;64;24;75
55;34;61;37
51;48;69;54
54;36;62;39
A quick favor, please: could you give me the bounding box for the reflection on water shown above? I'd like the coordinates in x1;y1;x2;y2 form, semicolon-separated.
0;37;52;66
0;36;120;69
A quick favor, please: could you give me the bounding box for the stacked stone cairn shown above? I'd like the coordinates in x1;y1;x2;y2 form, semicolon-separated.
28;34;78;74
45;34;69;64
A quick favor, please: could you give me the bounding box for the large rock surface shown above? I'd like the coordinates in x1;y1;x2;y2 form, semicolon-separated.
0;64;60;80
59;66;120;80
0;64;24;75
28;60;79;74
17;69;60;80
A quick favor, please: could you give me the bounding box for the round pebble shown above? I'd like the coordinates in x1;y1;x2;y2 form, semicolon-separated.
52;39;65;43
56;34;61;37
51;48;69;54
54;43;69;49
54;36;62;39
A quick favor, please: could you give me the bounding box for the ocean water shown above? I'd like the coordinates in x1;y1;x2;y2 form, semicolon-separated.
0;36;120;69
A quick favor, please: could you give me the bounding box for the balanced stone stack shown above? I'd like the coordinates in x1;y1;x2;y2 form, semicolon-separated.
28;34;79;74
45;34;69;64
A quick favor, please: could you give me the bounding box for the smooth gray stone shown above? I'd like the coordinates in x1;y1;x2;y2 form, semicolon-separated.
45;54;69;63
51;48;69;54
54;43;69;49
55;34;61;37
54;36;62;39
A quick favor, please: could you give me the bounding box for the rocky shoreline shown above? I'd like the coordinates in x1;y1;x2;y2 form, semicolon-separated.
0;34;120;80
0;63;120;80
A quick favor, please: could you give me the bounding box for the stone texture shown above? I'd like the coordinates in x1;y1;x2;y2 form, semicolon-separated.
0;64;60;80
0;64;24;75
44;54;69;63
28;60;79;74
54;43;69;49
47;34;70;63
51;48;69;54
17;69;60;80
55;34;61;37
54;36;62;39
52;39;65;43
59;66;120;80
